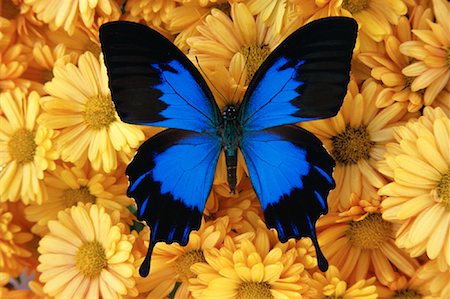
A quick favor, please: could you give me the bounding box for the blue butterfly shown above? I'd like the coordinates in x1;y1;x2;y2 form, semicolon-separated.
99;17;357;277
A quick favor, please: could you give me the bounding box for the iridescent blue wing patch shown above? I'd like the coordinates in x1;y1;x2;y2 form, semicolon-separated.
126;129;221;276
238;17;357;131
240;125;335;271
100;21;221;133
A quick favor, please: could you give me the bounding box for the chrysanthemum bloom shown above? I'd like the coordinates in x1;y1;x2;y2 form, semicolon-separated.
376;273;434;298
377;107;450;266
301;79;417;211
189;228;313;299
0;203;33;276
187;3;286;83
316;195;419;286
24;0;121;35
400;0;450;108
133;216;230;299
416;261;450;298
0;88;58;204
358;16;426;112
25;162;134;235
38;52;145;173
309;265;377;299
37;203;137;299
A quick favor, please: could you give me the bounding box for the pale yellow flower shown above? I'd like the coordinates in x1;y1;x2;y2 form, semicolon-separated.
38;52;145;173
0;88;58;204
378;107;450;266
416;260;450;298
37;203;137;299
376;273;435;298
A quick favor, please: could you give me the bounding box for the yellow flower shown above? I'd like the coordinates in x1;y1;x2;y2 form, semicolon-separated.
316;198;419;286
416;260;449;298
25;162;134;235
309;265;378;299
400;0;450;108
378;107;450;266
0;202;34;276
37;203;137;299
25;0;121;35
0;88;58;204
189;227;312;299
376;273;434;298
300;79;417;211
135;217;230;299
187;3;285;85
358;16;426;112
38;52;145;173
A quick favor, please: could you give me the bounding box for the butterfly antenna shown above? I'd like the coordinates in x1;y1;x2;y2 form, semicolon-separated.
195;56;229;105
230;48;251;103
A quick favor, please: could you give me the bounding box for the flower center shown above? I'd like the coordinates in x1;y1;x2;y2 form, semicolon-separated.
237;282;273;299
8;128;37;164
342;0;370;14
436;170;450;210
392;288;422;299
83;94;117;130
1;0;20;19
346;213;392;250
75;241;107;278
331;126;374;165
61;186;96;208
240;44;271;85
174;250;206;279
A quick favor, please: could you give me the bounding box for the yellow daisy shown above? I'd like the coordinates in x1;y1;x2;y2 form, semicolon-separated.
316;196;419;286
377;106;450;266
0;202;34;276
309;265;378;299
358;16;426;112
37;203;137;299
0;88;58;204
300;79;418;211
38;52;145;173
189;229;313;299
400;0;450;108
25;162;134;235
187;3;285;84
25;0;121;35
416;261;449;298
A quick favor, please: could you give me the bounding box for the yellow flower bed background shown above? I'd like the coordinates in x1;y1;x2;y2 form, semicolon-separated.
0;0;449;298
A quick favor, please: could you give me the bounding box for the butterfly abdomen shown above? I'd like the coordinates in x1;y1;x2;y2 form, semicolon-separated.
221;105;241;193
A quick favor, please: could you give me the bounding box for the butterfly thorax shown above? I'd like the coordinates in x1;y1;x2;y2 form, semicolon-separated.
221;105;241;193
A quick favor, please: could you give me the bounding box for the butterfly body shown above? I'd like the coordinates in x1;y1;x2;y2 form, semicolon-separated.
100;17;357;276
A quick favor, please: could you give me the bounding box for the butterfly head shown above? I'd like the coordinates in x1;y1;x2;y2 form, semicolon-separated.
222;105;238;121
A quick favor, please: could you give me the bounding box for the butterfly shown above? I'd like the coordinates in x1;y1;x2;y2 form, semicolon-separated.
99;17;357;277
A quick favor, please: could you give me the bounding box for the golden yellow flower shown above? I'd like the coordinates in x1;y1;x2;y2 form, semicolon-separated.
189;227;312;299
0;88;58;204
38;52;145;173
416;261;449;298
135;217;230;299
301;79;417;211
37;203;137;299
0;202;34;276
400;0;450;108
25;162;134;235
25;0;121;35
45;26;102;57
187;3;285;84
376;273;434;298
378;106;450;266
316;197;419;286
309;265;377;299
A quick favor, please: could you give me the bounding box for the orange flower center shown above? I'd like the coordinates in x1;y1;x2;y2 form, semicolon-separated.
8;128;37;164
331;126;374;165
1;0;20;19
83;94;117;129
436;170;450;210
61;186;96;208
392;288;422;299
342;0;370;14
240;44;271;85
174;250;206;279
346;213;392;250
75;241;107;278
237;282;273;299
